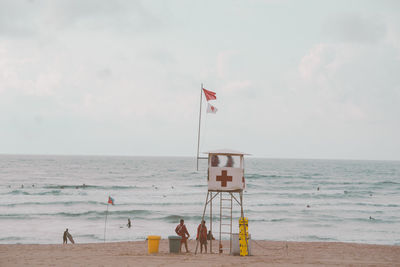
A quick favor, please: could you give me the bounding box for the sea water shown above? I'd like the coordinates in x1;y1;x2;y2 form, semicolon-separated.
0;155;399;245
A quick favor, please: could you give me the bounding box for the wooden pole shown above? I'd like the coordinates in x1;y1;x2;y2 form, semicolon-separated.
196;83;203;171
219;192;222;253
104;203;109;243
210;191;213;253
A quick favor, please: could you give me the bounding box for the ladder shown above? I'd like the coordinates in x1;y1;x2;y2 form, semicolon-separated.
219;192;233;254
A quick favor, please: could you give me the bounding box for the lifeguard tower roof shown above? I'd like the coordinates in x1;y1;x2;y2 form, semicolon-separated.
204;149;250;156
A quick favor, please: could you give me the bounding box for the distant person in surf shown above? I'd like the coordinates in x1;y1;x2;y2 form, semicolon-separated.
196;220;208;253
127;218;131;228
211;155;220;167
175;219;190;252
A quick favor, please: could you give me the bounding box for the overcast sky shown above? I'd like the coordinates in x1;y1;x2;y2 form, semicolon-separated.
1;0;400;160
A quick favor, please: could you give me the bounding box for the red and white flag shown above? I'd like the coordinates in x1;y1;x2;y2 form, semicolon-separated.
206;103;218;114
203;88;216;101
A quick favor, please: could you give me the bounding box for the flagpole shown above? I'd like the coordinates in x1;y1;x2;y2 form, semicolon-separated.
196;83;203;171
104;203;109;243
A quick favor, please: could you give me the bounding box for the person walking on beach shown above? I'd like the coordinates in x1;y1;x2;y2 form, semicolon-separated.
196;220;208;253
63;229;68;244
175;219;190;252
127;218;131;228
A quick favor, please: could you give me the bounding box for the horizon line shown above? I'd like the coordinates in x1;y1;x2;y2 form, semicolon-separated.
0;153;399;162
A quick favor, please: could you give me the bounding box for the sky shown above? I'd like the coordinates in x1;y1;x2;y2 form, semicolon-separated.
1;0;400;160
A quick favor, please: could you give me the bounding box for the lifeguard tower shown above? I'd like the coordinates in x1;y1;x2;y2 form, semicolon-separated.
195;149;249;255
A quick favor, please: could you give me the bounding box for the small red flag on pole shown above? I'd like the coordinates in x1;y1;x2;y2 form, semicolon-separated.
202;88;217;101
108;196;114;205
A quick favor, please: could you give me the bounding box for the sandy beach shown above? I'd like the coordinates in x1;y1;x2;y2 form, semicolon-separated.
1;239;399;267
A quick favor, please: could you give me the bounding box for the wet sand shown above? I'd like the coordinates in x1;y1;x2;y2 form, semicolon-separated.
1;239;399;266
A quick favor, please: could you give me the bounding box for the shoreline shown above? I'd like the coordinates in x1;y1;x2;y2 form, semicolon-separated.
1;240;399;266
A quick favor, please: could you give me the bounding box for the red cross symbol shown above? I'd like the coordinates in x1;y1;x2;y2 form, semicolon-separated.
216;170;232;187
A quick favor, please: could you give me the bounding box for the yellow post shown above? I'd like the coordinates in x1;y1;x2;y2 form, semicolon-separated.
239;217;248;256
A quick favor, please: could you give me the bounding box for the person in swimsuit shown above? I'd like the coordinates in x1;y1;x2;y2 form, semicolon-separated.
175;219;190;252
196;220;208;253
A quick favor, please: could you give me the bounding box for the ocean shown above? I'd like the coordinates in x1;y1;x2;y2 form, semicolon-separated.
0;155;399;245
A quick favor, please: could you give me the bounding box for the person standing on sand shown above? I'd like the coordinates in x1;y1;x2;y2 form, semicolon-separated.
196;220;208;253
63;229;68;244
175;219;190;252
127;218;131;228
207;230;215;240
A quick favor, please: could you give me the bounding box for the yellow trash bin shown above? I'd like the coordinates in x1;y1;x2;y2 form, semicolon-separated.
148;235;161;254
